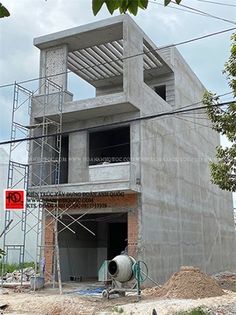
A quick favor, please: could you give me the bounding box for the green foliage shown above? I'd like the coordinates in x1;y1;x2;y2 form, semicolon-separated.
92;0;182;16
224;34;236;97
165;0;182;6
0;261;35;273
113;306;124;313
0;3;10;18
175;307;210;315
0;0;183;19
203;34;236;192
0;248;6;259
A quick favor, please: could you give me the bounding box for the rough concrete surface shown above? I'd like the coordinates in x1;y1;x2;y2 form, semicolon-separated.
29;14;236;284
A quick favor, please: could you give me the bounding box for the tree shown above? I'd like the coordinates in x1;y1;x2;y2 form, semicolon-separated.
92;0;182;16
203;34;236;192
0;0;183;19
0;3;9;18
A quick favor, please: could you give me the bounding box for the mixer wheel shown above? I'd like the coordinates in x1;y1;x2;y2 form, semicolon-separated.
102;289;110;299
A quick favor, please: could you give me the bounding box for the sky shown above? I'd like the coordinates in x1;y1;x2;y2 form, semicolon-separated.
0;0;235;202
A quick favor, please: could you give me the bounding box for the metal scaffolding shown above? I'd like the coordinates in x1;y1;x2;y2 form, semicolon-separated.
1;80;63;289
1;79;96;293
1;84;32;286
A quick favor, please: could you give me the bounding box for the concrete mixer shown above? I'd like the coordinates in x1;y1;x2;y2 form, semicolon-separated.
101;255;148;299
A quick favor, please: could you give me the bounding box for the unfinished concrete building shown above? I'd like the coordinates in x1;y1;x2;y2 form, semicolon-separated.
30;15;236;284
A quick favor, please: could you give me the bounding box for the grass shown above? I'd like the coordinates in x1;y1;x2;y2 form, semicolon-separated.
175;307;211;315
0;261;35;273
113;306;124;313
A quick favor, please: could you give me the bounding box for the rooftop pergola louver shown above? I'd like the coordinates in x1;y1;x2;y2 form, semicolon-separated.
67;39;168;87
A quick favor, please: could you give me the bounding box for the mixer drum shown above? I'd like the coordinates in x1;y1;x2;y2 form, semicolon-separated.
108;255;136;283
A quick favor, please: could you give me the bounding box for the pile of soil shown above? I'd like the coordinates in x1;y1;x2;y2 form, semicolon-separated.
143;266;225;299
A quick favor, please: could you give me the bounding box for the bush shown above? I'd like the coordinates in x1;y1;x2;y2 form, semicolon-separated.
0;261;35;273
175;307;210;315
0;248;5;259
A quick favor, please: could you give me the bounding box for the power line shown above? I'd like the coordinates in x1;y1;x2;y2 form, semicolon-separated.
193;0;236;8
174;91;232;111
175;1;236;25
174;115;212;129
0;101;234;146
150;0;236;25
91;113;214;153
149;1;208;17
0;26;235;90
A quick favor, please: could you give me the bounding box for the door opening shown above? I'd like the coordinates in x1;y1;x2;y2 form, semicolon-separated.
107;222;127;260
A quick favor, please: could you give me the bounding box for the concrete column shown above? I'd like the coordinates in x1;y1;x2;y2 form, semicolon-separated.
130;121;141;182
128;209;139;257
68;131;88;183
44;215;54;282
39;44;68;93
123;18;143;98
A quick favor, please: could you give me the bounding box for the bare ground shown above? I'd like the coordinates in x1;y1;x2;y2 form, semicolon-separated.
1;289;236;315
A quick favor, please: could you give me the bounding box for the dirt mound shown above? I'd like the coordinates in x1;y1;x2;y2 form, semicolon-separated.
143;266;225;299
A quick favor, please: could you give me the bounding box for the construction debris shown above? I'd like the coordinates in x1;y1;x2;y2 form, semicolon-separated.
0;304;8;310
2;267;35;283
143;266;225;299
213;271;236;292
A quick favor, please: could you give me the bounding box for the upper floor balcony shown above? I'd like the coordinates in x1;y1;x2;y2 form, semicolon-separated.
29;124;141;194
32;15;174;123
29;161;140;195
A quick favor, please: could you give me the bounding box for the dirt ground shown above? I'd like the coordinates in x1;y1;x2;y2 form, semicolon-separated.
1;289;236;315
1;270;236;315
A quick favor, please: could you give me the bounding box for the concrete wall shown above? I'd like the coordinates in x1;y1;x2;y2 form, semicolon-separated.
137;47;236;284
31;16;235;285
62;110;141;186
89;162;130;182
144;72;175;107
39;45;68;93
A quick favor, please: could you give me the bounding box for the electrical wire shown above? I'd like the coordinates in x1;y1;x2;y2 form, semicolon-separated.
175;1;236;25
89;113;215;153
0;26;235;90
149;0;207;17
174;114;212;128
150;0;236;25
172;91;232;111
0;101;234;146
180;114;209;120
193;0;236;8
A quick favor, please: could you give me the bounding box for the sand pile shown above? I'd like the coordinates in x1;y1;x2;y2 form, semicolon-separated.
144;266;225;299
